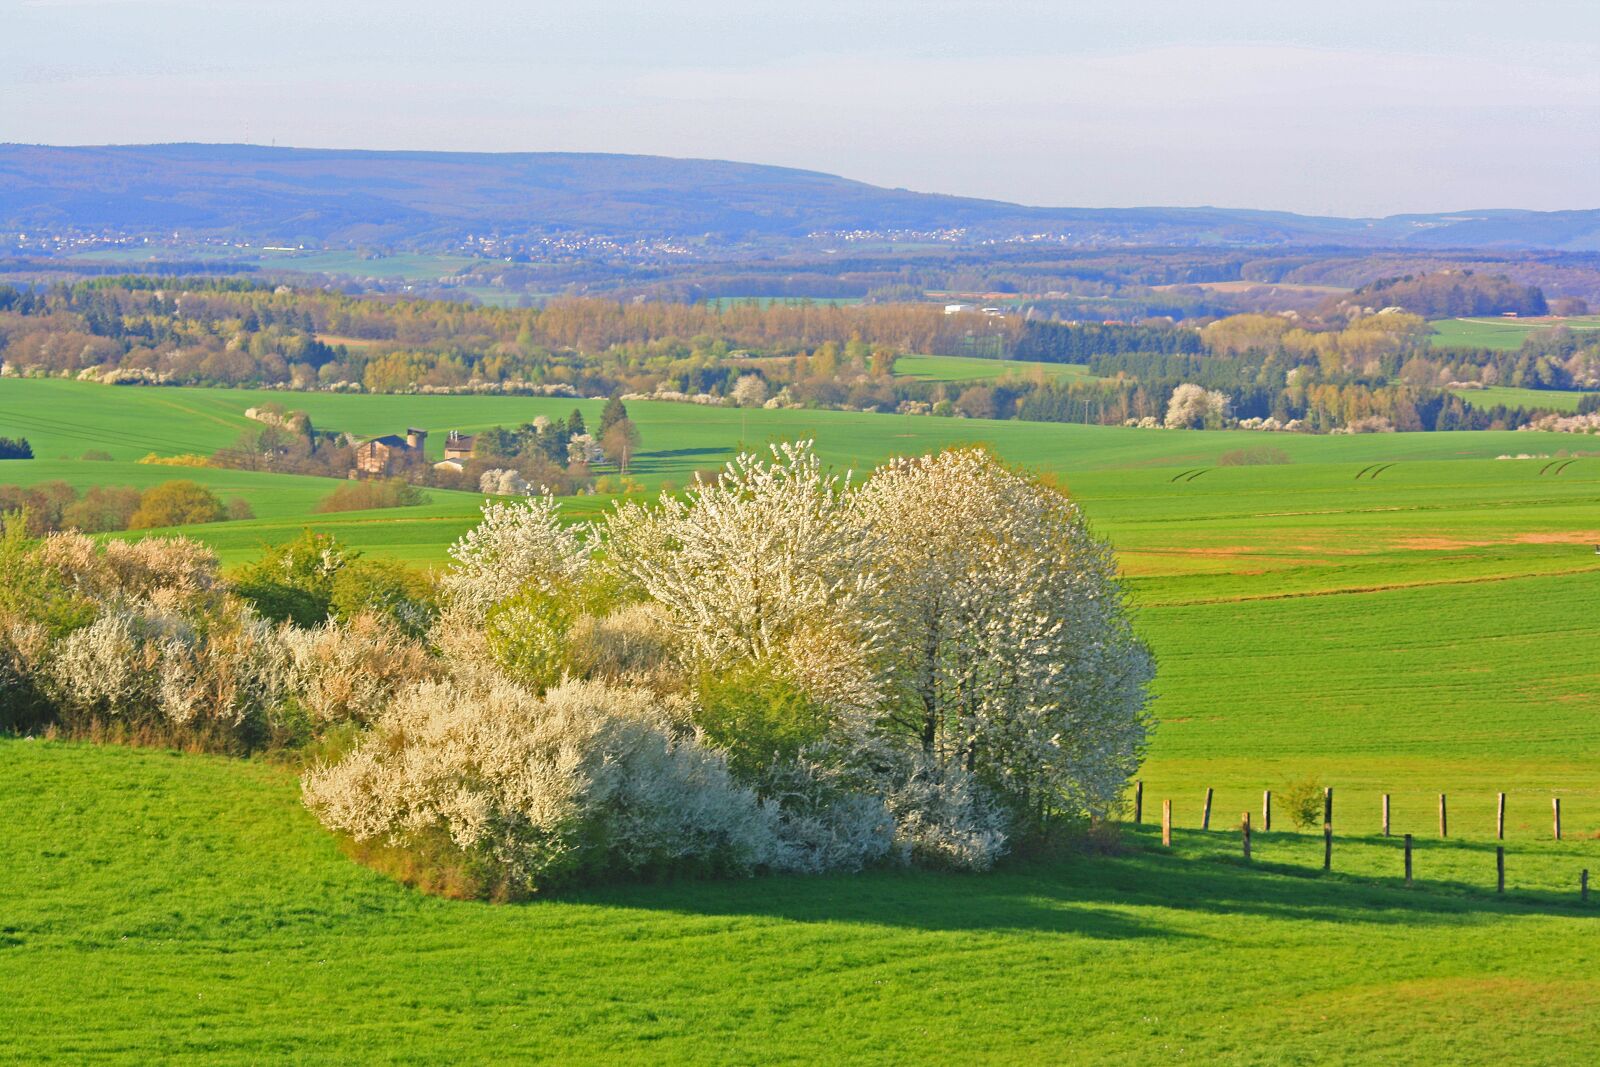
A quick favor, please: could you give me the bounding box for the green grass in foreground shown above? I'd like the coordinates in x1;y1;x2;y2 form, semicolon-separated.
891;354;1093;383
6;380;1600;1060
3;740;1597;1065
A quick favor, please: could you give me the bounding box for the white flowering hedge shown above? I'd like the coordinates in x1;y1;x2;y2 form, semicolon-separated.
301;441;1154;892
3;440;1154;896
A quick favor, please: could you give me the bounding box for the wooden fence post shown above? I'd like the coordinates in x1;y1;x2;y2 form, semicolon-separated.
1241;811;1251;861
1583;869;1589;904
1404;833;1413;885
1497;792;1506;840
1496;846;1505;894
1162;799;1172;847
1202;787;1213;831
1554;797;1562;841
1439;793;1448;838
1382;793;1390;837
1323;787;1333;871
1263;789;1272;832
1134;780;1143;825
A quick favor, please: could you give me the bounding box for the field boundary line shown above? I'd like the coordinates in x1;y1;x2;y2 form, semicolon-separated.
1143;564;1600;608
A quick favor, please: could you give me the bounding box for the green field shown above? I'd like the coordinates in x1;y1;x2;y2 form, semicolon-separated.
892;354;1093;382
1449;385;1595;412
69;247;482;281
705;296;864;309
1430;316;1600;351
5;740;1598;1064
4;378;1600;1062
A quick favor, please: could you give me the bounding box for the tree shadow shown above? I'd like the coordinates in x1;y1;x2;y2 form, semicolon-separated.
560;836;1596;938
624;447;733;477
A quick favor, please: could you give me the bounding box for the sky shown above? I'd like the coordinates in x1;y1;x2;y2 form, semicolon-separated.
4;0;1599;217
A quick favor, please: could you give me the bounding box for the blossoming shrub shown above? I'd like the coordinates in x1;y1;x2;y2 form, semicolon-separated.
0;527;440;750
302;678;787;896
279;612;438;729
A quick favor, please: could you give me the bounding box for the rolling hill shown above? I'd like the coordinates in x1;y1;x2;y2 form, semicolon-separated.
5;143;1600;251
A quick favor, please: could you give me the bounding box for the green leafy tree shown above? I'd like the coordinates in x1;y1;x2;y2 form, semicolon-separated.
231;531;351;626
127;481;226;529
597;396;629;438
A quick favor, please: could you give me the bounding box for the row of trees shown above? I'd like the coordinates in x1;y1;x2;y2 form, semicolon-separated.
0;479;252;536
4;279;1596;434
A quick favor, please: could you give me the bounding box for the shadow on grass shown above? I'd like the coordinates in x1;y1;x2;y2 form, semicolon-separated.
564;829;1596;938
628;447;731;474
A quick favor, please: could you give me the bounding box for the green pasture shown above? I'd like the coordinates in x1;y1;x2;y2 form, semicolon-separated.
1429;315;1600;351
4;379;1600;1061
704;296;863;309
3;740;1598;1065
68;247;481;281
1450;385;1594;413
891;354;1092;383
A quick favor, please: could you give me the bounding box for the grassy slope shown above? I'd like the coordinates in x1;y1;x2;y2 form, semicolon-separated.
1450;385;1594;412
4;380;1600;1061
1430;315;1600;351
891;354;1092;382
4;740;1598;1066
69;247;482;281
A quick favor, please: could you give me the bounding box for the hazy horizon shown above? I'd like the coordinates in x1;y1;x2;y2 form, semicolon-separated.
6;0;1599;217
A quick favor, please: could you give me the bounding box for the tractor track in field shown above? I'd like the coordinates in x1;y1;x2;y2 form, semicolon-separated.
1142;564;1600;609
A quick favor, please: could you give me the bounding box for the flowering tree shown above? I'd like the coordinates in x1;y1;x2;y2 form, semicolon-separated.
440;496;588;624
600;441;883;715
567;433;604;466
729;374;768;407
1164;383;1230;429
479;468;531;496
852;448;1154;821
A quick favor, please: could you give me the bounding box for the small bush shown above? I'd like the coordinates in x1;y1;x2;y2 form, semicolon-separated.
137;453;211;467
225;498;255;521
231;531;351;627
316;478;424;513
61;486;141;533
1281;777;1326;829
694;661;834;781
127;480;226;529
80;450;114;462
303;677;786;896
328;558;437;637
1218;446;1292;466
279;612;436;727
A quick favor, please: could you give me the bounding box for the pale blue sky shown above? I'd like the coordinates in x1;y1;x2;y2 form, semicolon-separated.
4;0;1598;215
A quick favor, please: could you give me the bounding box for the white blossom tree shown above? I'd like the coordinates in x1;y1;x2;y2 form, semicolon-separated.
441;495;588;624
851;447;1154;821
479;468;531;496
599;440;884;715
567;433;604;466
729;374;768;408
1164;383;1230;429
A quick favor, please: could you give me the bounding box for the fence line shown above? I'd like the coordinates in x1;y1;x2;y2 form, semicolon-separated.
1129;785;1591;903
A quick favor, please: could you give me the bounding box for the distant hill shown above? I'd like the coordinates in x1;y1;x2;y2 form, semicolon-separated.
3;143;1600;252
1325;270;1549;319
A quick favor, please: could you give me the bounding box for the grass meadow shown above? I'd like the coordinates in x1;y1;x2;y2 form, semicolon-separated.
3;378;1599;1061
1450;384;1595;412
890;354;1093;382
1430;315;1600;351
69;247;483;281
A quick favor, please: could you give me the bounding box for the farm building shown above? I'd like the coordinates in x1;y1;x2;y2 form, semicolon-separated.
443;431;475;461
353;428;427;477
